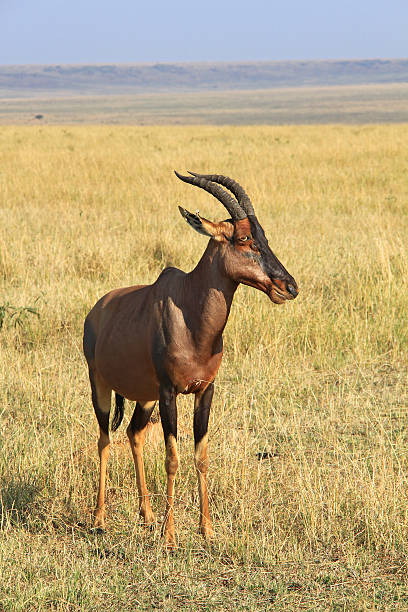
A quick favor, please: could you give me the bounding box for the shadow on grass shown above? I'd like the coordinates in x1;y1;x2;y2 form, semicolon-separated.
1;472;170;564
0;476;128;562
0;476;42;528
89;529;127;561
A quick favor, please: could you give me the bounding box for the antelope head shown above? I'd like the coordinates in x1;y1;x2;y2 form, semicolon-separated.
175;171;298;304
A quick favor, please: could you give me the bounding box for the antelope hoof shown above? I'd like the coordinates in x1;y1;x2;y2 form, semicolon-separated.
200;523;215;542
164;532;177;550
162;523;177;550
140;508;155;528
94;507;106;530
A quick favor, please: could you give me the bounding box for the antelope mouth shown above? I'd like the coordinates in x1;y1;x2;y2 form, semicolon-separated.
269;286;287;304
270;283;298;304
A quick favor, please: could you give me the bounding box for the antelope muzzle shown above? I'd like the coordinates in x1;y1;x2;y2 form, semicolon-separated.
269;278;299;304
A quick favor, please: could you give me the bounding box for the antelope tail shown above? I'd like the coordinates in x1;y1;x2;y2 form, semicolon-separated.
112;393;125;431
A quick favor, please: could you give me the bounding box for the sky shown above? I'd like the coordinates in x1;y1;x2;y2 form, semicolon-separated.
1;0;407;65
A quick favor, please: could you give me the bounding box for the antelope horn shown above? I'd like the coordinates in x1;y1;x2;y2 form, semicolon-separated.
174;171;247;221
188;172;255;217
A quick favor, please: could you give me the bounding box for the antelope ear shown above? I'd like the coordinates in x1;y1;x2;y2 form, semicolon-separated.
178;206;215;237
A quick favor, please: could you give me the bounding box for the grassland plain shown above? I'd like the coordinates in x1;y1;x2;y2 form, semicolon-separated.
0;124;408;610
1;83;408;126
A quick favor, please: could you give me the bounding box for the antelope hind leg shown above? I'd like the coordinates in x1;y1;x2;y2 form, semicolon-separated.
127;400;156;526
89;369;112;530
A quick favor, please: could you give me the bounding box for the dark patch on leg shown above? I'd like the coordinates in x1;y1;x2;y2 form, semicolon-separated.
129;402;156;433
89;369;110;436
159;384;177;442
83;317;97;365
194;383;214;445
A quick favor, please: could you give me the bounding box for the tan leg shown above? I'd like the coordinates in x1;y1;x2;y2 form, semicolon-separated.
194;384;214;541
94;428;110;529
195;433;214;540
89;371;112;530
126;400;156;526
162;434;179;548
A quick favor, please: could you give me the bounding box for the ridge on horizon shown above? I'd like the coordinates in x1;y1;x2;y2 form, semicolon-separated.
3;57;406;67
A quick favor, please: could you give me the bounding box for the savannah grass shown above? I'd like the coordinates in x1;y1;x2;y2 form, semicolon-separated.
1;124;408;609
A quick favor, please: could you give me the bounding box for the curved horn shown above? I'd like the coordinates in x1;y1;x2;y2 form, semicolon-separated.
188;172;255;216
174;171;247;221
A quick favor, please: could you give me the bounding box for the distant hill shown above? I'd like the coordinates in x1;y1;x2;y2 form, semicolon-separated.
1;59;408;97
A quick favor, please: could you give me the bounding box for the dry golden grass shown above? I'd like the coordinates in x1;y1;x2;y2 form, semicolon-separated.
1;124;408;610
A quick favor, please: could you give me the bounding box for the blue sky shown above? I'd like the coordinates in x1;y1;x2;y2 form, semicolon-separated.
2;0;407;64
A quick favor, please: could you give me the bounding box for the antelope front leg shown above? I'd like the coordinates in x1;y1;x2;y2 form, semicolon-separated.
159;384;179;549
194;383;214;541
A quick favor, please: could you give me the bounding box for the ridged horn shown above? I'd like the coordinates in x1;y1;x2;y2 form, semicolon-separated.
188;172;255;216
174;171;247;221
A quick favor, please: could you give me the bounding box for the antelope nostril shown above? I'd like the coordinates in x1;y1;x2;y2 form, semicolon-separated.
287;283;298;298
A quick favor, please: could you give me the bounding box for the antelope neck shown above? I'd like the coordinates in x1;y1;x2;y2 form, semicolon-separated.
183;241;238;352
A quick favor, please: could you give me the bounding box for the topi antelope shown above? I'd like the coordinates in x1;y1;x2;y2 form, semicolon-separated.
83;172;298;548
